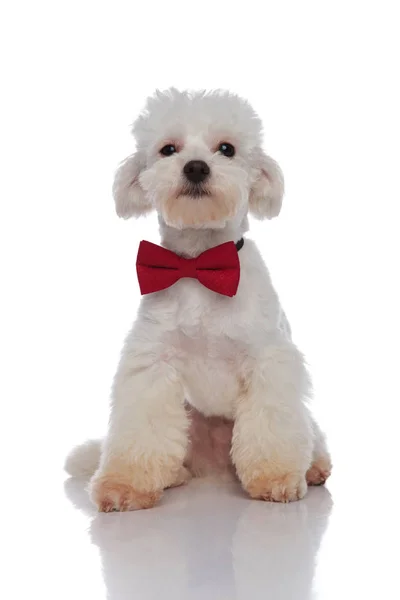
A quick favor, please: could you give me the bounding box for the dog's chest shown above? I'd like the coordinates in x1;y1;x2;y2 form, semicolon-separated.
171;277;249;333
163;282;248;418
167;328;242;418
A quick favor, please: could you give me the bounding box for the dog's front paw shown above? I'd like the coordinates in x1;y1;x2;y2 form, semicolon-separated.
244;470;307;503
89;474;162;512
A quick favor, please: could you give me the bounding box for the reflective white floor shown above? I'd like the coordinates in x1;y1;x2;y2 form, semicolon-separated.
4;462;397;600
64;477;332;600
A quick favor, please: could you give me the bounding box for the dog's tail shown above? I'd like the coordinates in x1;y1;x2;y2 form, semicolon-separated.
64;439;102;478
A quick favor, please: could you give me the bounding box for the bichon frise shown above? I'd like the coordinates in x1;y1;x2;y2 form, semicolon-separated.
65;89;332;511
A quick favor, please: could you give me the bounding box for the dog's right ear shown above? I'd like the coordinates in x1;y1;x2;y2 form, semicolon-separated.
112;152;151;219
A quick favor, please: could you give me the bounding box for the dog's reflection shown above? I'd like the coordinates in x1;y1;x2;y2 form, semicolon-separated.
65;478;332;600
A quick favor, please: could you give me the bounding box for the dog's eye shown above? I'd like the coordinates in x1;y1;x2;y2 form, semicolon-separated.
160;144;177;156
218;142;235;157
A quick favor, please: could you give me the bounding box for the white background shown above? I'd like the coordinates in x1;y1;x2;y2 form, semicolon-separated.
1;2;400;599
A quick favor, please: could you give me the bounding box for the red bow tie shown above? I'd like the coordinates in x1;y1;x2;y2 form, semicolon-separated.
136;240;242;297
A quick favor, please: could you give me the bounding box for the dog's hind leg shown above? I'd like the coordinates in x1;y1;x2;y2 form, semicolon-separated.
167;466;192;488
306;419;332;486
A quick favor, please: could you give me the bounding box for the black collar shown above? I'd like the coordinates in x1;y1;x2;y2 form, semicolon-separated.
235;238;244;252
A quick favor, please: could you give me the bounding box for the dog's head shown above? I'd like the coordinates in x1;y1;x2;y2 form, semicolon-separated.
113;89;284;229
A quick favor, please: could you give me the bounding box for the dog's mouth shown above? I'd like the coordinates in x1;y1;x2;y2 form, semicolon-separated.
179;183;211;199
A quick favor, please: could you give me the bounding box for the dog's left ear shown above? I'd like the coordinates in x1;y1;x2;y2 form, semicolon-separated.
112;152;151;219
249;149;284;219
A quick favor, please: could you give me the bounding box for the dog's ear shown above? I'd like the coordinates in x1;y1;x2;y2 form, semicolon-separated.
249;149;284;220
112;152;151;219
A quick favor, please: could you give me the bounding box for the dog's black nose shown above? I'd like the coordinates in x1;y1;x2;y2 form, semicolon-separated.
183;160;210;184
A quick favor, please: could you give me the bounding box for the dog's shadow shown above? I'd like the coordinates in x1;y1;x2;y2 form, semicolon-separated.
64;477;333;599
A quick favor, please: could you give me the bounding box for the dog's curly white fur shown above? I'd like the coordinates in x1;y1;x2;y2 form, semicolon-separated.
65;89;331;511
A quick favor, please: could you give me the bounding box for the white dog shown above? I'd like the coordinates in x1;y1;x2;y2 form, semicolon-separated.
65;89;331;511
